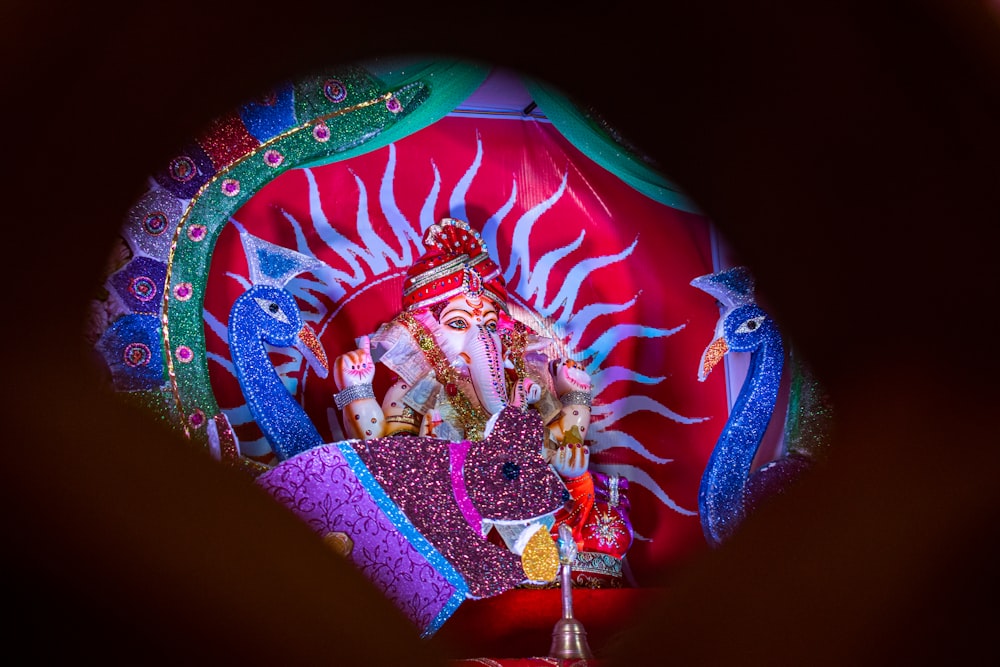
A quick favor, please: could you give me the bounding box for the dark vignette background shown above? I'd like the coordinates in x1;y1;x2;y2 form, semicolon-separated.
2;2;998;665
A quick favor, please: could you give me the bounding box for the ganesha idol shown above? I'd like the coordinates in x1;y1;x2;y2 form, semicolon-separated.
332;217;634;588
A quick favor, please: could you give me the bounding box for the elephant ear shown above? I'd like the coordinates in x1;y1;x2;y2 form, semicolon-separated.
464;408;567;522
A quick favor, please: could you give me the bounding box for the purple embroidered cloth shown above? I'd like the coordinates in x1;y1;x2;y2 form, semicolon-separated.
254;407;566;635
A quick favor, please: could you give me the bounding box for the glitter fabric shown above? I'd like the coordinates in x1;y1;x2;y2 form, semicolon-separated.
238;82;296;142
448;439;483;532
463;408;566;524
196;111;261;170
228;281;325;459
109;256;167;316
255;442;467;637
152;142;216;199
124;189;183;260
94;314;165;391
352;407;565;599
90;62;431;453
691;267;785;547
255;408;564;635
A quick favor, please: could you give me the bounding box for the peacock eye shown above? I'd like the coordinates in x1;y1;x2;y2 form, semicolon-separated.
736;315;766;334
254;297;290;324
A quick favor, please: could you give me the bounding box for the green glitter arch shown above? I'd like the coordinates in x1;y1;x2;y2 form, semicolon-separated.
104;60;492;465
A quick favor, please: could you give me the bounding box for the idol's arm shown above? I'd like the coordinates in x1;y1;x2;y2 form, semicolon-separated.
545;359;595;544
333;335;386;440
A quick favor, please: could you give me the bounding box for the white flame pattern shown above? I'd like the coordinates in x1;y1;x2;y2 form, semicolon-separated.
216;135;703;520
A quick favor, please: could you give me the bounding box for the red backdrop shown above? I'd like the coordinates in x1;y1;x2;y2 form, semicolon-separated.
203;111;726;585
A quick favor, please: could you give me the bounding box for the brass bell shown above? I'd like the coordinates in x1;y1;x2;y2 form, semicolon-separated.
549;525;593;660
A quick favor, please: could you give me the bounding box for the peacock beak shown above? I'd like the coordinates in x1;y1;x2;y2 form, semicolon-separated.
296;323;329;379
698;337;729;382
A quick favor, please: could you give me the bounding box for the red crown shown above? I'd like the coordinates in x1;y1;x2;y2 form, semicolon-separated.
401;218;508;312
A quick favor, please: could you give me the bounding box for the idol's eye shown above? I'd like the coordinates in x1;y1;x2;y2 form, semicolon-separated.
485;320;498;333
445;318;468;330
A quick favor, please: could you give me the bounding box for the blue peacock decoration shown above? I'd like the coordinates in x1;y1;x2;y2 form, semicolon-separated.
227;232;329;461
691;266;831;547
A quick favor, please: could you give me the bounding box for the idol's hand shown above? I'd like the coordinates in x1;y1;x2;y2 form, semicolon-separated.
546;440;590;479
333;335;376;389
553;358;591;397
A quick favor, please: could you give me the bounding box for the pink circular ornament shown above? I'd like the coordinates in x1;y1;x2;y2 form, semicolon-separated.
263;149;284;168
172;282;193;301
221;178;240;197
313;122;331;142
188;409;205;429
187;224;207;242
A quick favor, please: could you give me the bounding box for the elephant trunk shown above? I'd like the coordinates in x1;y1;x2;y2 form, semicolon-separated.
465;325;508;415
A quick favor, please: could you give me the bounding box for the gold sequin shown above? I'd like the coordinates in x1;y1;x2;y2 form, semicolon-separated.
520;527;560;583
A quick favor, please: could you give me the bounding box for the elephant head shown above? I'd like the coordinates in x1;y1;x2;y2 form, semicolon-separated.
432;291;509;416
397;217;514;419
